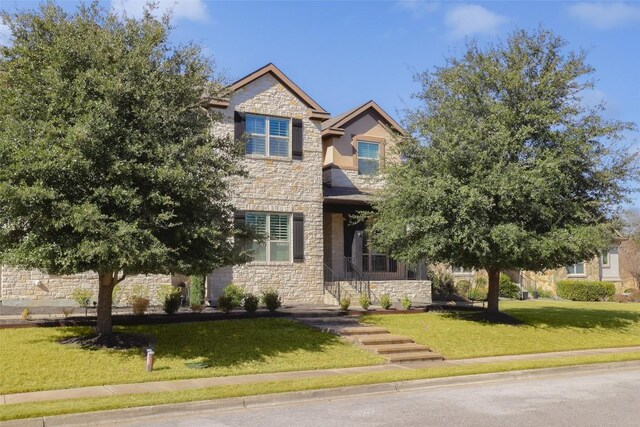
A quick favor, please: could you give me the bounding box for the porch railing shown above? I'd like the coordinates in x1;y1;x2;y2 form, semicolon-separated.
323;263;342;302
344;256;372;301
346;256;427;281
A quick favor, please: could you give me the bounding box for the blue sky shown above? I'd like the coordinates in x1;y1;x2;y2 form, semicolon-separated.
2;0;640;203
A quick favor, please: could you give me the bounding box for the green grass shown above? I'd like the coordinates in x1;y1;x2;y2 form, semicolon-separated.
2;351;639;422
363;300;640;359
0;318;383;395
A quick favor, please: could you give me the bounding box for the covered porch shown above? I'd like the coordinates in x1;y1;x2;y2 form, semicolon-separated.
323;187;431;305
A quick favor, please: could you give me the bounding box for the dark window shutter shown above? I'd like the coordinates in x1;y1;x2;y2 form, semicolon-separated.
292;118;303;160
293;213;304;262
234;210;246;226
234;112;246;141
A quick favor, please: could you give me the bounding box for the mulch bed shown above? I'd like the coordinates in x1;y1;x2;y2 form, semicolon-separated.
0;309;292;329
59;332;155;350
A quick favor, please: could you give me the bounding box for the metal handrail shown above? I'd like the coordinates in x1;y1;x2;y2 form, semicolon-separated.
323;263;342;301
344;256;373;302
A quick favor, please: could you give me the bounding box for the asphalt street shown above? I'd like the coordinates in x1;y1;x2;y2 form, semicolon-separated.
122;368;640;427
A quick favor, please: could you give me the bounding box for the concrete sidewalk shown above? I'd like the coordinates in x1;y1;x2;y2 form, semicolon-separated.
3;345;640;406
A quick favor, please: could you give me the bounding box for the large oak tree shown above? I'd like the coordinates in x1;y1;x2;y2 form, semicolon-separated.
367;29;637;312
0;2;245;334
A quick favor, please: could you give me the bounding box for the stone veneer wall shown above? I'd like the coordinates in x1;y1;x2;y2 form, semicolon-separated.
0;266;172;307
208;73;324;304
323;280;432;305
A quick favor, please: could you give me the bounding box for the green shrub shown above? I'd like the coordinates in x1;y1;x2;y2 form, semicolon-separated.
223;284;246;308
499;274;520;299
401;295;412;310
455;280;471;297
379;294;392;309
431;271;456;297
71;288;92;307
556;280;616;301
189;275;206;305
190;304;204;312
339;297;351;311
243;293;259;313
216;295;235;313
128;284;150;305
359;293;371;310
262;289;282;312
162;287;181;315
469;279;488;301
132;297;150;315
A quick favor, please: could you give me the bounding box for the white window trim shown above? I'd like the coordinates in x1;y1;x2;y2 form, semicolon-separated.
566;262;586;277
248;212;292;264
245;114;291;159
357;140;381;175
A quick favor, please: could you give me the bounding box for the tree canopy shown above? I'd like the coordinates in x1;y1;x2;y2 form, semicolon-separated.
0;2;244;333
367;28;637;312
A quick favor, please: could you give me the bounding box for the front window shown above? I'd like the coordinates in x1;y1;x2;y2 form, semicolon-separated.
566;262;585;275
357;141;380;175
246;115;290;157
601;251;610;267
245;212;290;263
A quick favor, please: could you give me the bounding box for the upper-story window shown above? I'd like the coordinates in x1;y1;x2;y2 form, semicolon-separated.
601;251;610;267
566;262;585;275
246;115;290;158
357;141;380;175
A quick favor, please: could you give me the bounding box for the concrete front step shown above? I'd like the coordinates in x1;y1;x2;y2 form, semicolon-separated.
387;351;445;363
339;326;389;336
349;334;414;345
368;342;432;354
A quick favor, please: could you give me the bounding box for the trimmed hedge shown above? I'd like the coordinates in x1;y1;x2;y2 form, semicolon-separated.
556;280;615;302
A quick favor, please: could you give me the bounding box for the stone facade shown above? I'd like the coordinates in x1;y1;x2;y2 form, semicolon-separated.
208;73;325;303
322;280;432;305
0;266;172;307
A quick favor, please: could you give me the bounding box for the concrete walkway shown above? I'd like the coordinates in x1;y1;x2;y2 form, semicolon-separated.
3;345;640;406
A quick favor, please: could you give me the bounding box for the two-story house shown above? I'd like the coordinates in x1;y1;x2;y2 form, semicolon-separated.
0;63;434;307
206;64;432;305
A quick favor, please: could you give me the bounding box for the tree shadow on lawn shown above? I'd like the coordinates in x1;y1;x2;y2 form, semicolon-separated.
52;318;350;370
444;306;640;330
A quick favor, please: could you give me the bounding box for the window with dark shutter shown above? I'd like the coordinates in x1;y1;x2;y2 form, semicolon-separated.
234;112;246;141
293;213;304;262
292;118;303;160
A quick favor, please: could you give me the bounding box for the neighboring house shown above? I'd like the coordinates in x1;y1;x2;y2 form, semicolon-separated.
450;239;638;296
207;64;432;305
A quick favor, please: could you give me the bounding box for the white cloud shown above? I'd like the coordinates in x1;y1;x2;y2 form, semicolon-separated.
111;0;208;22
0;22;12;46
445;4;507;39
568;2;640;29
396;0;440;18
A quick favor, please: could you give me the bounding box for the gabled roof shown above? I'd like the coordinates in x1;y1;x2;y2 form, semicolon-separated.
321;100;406;136
209;63;330;121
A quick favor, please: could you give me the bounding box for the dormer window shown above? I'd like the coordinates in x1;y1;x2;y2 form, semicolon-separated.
246;114;290;158
357;141;380;175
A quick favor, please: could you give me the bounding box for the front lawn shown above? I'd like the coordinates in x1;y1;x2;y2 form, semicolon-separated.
0;318;383;395
363;300;640;359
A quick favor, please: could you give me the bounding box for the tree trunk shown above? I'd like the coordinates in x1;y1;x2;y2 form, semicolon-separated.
96;272;115;336
486;267;500;313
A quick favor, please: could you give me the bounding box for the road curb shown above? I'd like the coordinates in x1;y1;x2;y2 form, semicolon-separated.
2;360;640;426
